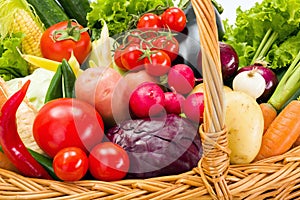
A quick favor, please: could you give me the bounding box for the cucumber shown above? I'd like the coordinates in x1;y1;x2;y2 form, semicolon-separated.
56;0;91;27
27;0;69;28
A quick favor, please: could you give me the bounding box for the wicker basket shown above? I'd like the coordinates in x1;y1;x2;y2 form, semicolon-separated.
1;0;300;199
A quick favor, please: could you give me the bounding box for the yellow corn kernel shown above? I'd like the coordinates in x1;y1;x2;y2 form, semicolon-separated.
12;9;44;73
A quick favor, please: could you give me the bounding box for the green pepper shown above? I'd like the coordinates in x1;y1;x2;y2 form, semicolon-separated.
27;148;59;180
61;59;76;98
44;64;63;103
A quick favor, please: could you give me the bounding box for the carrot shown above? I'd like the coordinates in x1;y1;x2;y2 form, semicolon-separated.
255;100;300;161
259;103;277;133
293;136;300;148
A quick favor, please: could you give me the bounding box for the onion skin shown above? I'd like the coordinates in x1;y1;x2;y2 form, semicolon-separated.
232;70;266;99
219;42;239;82
197;42;239;84
237;64;278;103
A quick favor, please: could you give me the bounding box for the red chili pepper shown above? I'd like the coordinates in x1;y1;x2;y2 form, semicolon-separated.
0;80;52;179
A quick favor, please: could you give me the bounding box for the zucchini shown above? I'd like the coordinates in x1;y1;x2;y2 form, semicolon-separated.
27;0;69;28
56;0;91;27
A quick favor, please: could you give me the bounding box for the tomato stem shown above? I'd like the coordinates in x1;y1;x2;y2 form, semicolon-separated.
53;20;88;42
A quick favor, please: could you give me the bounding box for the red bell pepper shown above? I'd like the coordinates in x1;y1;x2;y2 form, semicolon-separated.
0;80;52;179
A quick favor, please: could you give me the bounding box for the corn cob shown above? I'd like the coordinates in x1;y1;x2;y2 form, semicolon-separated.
0;0;45;73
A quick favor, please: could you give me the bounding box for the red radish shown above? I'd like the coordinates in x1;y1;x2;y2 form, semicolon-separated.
183;92;204;124
164;91;185;115
129;82;165;118
168;64;195;95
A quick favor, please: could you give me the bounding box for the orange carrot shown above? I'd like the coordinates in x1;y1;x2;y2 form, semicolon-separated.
293;136;300;148
255;100;300;161
259;103;277;133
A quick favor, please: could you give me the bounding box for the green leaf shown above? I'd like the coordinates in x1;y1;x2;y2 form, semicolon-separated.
223;0;300;69
0;33;28;81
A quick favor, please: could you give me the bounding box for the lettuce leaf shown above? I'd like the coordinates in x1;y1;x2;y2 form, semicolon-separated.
223;0;300;69
87;0;173;39
0;33;28;81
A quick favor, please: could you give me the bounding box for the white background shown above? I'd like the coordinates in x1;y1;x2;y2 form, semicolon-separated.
217;0;263;24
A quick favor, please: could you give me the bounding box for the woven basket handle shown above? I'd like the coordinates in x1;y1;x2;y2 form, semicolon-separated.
191;0;231;199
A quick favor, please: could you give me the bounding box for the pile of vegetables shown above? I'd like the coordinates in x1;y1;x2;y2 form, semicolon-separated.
0;0;299;184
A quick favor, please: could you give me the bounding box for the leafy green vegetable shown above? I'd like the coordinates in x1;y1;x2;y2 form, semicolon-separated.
87;0;173;39
0;33;28;81
223;0;300;69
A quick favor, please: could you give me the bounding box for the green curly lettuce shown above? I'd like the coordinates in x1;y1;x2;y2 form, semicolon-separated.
223;0;300;69
0;33;28;81
87;0;173;39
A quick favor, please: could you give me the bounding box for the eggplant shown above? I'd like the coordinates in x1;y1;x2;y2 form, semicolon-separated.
173;2;225;78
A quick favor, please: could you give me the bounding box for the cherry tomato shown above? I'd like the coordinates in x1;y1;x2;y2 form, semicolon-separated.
53;147;89;181
152;35;179;61
161;7;186;32
121;44;144;71
40;20;91;64
33;98;104;158
144;50;171;76
137;13;162;30
126;30;143;44
89;142;130;181
114;44;127;70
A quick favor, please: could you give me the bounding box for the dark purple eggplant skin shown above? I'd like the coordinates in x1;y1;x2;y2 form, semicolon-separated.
106;114;202;179
173;2;225;78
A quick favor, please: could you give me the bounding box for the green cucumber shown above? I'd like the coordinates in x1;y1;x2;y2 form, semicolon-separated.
56;0;91;27
27;0;69;28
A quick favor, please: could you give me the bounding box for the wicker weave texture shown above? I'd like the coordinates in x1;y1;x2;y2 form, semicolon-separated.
0;146;300;199
1;0;300;199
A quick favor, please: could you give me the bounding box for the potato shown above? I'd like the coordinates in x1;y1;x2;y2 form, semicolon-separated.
75;68;158;127
225;91;264;164
191;83;232;94
75;67;122;126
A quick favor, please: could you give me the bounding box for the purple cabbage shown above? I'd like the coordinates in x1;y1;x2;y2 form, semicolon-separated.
106;114;202;179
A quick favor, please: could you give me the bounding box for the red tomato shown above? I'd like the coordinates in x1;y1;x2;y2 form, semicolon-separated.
126;30;142;44
121;44;144;71
114;44;127;70
137;13;162;30
40;20;91;64
144;50;171;76
152;35;179;61
89;142;130;181
161;7;186;32
53;147;89;181
33;98;104;158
